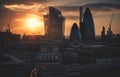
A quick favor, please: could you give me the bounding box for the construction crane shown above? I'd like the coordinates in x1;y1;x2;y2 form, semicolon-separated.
107;10;115;36
108;10;115;31
7;13;12;32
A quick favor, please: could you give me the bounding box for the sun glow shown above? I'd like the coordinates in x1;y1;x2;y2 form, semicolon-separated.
25;17;42;30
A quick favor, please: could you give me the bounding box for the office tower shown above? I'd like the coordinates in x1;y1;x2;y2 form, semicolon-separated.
80;8;95;41
44;6;65;40
80;22;86;41
44;14;49;36
83;7;95;41
80;6;83;24
70;23;81;41
79;6;85;41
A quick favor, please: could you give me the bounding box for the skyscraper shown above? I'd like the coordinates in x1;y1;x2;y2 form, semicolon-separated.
80;7;95;41
101;26;105;39
80;6;86;41
44;6;65;40
80;6;83;25
70;23;81;41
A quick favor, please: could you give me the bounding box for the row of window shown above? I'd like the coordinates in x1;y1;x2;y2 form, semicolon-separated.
37;56;60;61
40;47;59;52
96;59;120;64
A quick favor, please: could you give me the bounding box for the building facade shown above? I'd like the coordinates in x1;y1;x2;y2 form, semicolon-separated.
80;7;95;41
36;44;61;65
70;23;81;41
44;6;65;40
0;31;20;49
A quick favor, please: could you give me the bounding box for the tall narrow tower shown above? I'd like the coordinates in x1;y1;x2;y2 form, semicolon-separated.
101;26;105;39
80;6;86;41
80;6;83;26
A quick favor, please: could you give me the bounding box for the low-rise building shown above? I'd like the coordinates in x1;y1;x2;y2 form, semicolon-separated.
35;41;62;65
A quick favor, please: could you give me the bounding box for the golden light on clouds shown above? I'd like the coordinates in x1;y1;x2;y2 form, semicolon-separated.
25;17;43;30
4;3;46;13
11;14;45;35
4;3;46;35
23;14;44;35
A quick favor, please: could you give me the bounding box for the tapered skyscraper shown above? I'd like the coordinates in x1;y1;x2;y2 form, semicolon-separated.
80;7;95;41
44;6;65;40
83;7;95;41
70;23;81;41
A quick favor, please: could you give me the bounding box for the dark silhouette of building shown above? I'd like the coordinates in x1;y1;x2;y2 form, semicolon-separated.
22;35;49;41
44;6;65;40
0;31;20;49
78;47;120;65
80;22;86;41
80;7;95;41
70;23;81;41
101;26;105;39
107;25;113;38
101;10;115;40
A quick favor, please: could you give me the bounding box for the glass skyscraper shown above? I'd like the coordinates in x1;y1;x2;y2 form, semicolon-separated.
44;6;65;40
70;23;81;41
80;7;95;41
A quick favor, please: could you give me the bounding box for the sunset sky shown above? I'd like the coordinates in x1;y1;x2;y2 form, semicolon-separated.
0;0;120;37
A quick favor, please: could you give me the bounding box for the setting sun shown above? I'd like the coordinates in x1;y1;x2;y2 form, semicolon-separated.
25;17;42;30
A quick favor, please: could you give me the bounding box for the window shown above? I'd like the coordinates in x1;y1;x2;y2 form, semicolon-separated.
41;47;47;52
53;47;59;52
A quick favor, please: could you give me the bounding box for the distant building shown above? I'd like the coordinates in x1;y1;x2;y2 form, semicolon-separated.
44;6;65;40
77;45;120;65
80;22;86;41
0;31;20;49
36;41;62;65
70;23;81;41
80;7;95;41
100;25;116;41
100;10;116;41
11;41;63;67
107;25;113;38
101;26;105;39
62;46;79;65
22;35;49;41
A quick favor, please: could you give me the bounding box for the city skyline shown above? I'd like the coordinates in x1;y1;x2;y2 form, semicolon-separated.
0;0;120;36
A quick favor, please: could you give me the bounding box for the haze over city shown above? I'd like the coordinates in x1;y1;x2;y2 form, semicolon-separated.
0;0;120;36
0;1;120;77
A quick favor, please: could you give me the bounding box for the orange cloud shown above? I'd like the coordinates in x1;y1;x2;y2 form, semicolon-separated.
3;4;120;36
4;3;46;13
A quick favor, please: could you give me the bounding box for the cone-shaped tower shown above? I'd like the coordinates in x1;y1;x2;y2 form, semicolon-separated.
83;7;95;41
70;23;81;41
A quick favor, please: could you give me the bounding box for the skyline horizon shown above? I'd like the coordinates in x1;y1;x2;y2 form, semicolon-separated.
0;1;120;36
